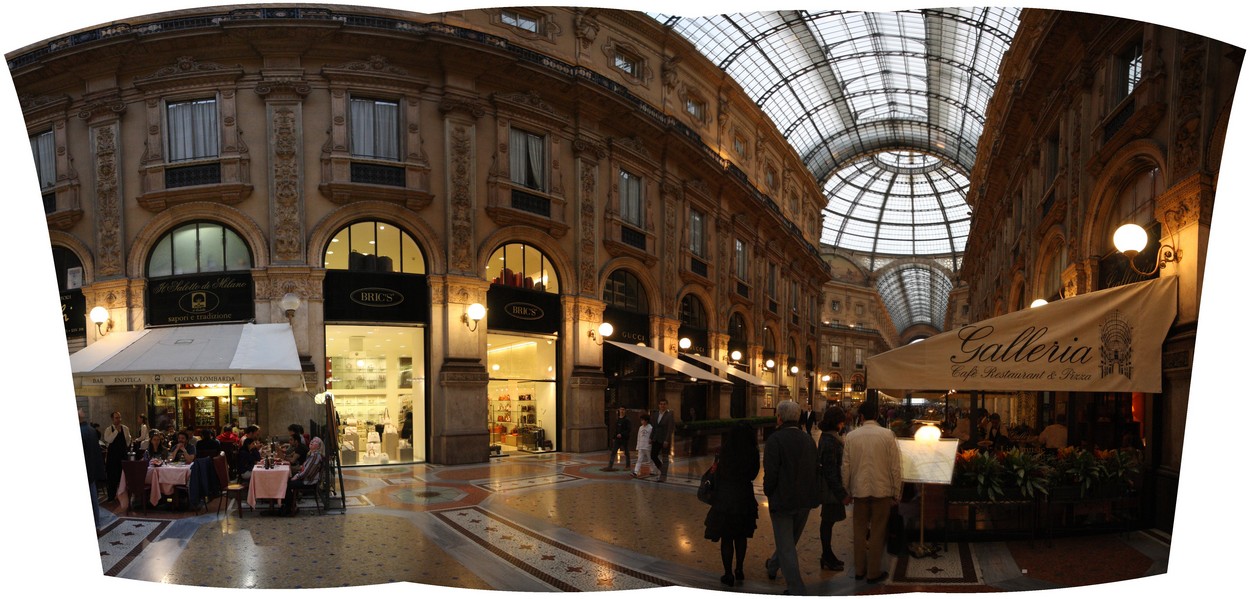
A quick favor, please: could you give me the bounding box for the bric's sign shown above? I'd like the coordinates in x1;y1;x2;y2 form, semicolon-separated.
505;302;543;320
350;287;404;308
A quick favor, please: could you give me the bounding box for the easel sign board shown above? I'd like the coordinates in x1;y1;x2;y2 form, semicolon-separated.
897;438;960;485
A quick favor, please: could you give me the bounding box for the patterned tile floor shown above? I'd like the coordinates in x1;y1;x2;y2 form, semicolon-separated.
84;450;1168;595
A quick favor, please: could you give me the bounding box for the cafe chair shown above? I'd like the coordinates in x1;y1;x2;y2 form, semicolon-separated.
290;480;323;516
121;460;151;515
212;454;248;519
176;457;219;513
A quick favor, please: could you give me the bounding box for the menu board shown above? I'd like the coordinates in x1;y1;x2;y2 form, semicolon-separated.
896;437;960;485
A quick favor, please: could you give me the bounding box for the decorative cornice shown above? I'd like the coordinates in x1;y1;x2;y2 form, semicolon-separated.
254;77;312;100
439;92;486;119
133;56;244;91
324;55;411;76
76;96;127;122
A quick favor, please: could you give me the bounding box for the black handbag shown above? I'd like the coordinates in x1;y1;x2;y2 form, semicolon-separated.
697;456;719;505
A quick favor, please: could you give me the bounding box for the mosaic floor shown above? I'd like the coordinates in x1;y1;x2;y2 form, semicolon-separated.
90;450;1169;595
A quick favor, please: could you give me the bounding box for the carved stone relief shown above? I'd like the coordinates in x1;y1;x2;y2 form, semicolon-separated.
93;124;123;278
271;106;303;262
449;124;474;273
580;159;598;295
1173;32;1206;178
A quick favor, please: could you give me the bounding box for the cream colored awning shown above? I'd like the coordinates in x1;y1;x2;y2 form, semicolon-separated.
683;353;774;386
866;277;1178;393
605;340;730;383
70;323;304;389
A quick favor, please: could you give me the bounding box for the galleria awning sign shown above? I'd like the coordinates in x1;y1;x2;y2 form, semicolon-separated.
866;276;1178;393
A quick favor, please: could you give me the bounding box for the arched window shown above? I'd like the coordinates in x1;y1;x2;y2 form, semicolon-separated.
52;246;84;291
324;220;425;274
486;243;559;293
147;221;251;277
1106;167;1160;249
762;327;776;355
1042;242;1067;300
679;294;707;329
604;270;647;313
728;313;747;347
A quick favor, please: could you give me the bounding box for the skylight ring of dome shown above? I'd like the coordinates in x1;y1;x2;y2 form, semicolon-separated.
873;151;944;174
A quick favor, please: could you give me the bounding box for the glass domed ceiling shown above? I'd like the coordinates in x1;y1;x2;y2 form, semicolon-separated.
651;8;1021;333
822;150;970;256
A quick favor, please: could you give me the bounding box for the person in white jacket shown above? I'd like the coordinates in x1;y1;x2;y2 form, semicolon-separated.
632;414;653;478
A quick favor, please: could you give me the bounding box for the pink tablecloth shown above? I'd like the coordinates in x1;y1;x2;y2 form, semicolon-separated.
116;464;191;509
247;464;290;506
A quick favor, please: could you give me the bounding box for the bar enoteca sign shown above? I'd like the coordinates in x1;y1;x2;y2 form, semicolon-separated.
866;277;1178;393
146;273;254;326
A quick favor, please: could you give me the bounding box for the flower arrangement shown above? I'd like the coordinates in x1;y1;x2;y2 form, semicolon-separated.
1002;447;1052;498
1054;446;1101;497
951;445;1141;502
1095;448;1140;495
954;448;1007;501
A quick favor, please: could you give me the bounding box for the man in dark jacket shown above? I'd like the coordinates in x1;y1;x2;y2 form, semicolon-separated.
763;399;820;595
80;407;106;528
606;407;631;471
650;399;674;482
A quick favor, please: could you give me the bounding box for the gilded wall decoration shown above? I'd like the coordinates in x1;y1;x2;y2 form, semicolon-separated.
93;124;123;278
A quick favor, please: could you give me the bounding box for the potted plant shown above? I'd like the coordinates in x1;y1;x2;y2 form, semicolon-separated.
1053;446;1100;498
1094;448;1140;498
1002;447;1051;499
952;448;1007;501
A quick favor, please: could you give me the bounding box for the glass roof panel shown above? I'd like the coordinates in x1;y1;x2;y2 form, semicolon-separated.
653;8;1020;334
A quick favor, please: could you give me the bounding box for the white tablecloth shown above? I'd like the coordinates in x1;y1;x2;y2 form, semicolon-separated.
247;464;290;506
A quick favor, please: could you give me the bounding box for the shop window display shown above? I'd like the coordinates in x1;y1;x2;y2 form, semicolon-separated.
327;325;426;464
487;332;556;453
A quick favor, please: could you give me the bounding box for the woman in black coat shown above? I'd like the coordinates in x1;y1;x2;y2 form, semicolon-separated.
817;406;849;571
703;421;760;586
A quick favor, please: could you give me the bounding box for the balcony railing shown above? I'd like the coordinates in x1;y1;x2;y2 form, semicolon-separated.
165;163;221;188
511;189;551;217
350;162;405;187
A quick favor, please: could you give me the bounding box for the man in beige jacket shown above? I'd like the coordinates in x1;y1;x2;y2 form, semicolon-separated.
841;401;902;585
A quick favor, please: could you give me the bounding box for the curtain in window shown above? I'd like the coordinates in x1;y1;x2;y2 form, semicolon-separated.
167;99;219;162
526;132;544;190
620;171;642;227
30;130;55;189
509;128;544;190
689;211;704;256
351;99;400;161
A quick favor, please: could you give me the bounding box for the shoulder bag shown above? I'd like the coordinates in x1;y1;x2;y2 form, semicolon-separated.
697;455;719;505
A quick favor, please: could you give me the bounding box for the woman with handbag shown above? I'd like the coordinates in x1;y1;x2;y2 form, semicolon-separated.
702;421;760;586
817;406;849;571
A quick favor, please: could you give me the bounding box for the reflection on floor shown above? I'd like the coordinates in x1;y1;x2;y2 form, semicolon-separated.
94;450;1169;594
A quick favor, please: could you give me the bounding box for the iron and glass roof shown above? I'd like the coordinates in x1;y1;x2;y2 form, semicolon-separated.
651;8;1021;334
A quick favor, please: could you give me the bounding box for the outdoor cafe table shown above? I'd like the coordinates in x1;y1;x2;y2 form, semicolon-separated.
116;462;192;510
247;464;291;509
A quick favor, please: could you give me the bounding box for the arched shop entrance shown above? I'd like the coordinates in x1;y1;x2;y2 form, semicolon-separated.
323;220;430;465
678;294;711;421
603;269;651;418
485;242;561;453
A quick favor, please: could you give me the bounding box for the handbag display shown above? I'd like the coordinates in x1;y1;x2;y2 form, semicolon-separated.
697;456;719;505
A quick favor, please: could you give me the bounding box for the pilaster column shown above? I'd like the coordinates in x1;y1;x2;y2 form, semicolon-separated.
565;297;609;452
